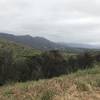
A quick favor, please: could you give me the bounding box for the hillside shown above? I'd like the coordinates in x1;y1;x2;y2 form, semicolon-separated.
0;33;100;100
0;33;99;52
0;33;63;50
0;65;100;100
0;38;41;57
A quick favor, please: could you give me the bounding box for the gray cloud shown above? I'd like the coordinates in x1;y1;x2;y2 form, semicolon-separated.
0;0;100;43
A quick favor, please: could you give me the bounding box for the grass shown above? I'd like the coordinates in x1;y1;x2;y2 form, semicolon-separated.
41;90;56;100
0;66;100;100
75;80;92;91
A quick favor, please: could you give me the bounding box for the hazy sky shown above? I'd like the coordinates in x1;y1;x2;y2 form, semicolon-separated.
0;0;100;43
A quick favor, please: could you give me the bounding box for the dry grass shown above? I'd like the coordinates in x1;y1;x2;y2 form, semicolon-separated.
0;66;100;100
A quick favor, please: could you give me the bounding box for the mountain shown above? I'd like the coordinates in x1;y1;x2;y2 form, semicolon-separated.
0;32;100;51
0;33;64;50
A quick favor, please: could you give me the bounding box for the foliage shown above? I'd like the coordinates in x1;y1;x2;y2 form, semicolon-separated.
0;39;99;85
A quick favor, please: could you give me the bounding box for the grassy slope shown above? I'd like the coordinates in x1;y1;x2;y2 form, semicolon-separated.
0;65;100;100
0;38;41;57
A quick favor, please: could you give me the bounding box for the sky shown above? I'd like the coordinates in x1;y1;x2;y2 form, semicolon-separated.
0;0;100;43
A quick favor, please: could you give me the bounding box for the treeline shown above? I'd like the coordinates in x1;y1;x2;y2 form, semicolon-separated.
0;48;99;85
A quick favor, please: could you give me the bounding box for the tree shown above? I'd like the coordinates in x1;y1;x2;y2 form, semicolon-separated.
77;52;94;69
0;48;13;85
42;50;67;78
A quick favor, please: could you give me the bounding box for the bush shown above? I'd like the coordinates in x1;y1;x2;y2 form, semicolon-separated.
77;52;94;69
0;48;13;85
12;58;31;81
76;81;92;91
41;50;67;78
0;49;96;85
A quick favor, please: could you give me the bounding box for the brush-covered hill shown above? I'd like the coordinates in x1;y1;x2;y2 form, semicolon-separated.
0;65;100;100
1;32;98;52
0;38;41;57
0;33;64;50
0;34;100;100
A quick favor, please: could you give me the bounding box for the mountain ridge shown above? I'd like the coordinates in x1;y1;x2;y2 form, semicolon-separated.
0;32;64;50
0;32;100;50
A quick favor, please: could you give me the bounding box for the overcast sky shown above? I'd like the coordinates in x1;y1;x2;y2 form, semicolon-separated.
0;0;100;43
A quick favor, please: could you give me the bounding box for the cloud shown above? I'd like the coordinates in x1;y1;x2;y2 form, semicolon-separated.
0;0;100;43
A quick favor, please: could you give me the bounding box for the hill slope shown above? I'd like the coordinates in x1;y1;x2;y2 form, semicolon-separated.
0;33;100;52
0;38;41;57
0;66;100;100
0;33;63;50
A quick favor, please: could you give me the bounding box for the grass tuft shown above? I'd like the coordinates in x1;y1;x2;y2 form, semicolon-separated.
75;80;92;91
41;90;55;100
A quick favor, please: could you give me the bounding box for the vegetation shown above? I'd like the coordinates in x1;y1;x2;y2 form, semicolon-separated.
0;66;100;100
0;39;99;85
0;38;100;99
0;47;95;85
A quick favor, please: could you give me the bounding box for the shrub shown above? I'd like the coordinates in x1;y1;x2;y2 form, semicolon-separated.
77;52;94;69
76;81;92;91
0;48;13;85
41;90;55;100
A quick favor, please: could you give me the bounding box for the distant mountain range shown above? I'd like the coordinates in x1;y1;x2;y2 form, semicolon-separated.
0;33;64;50
0;32;100;51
